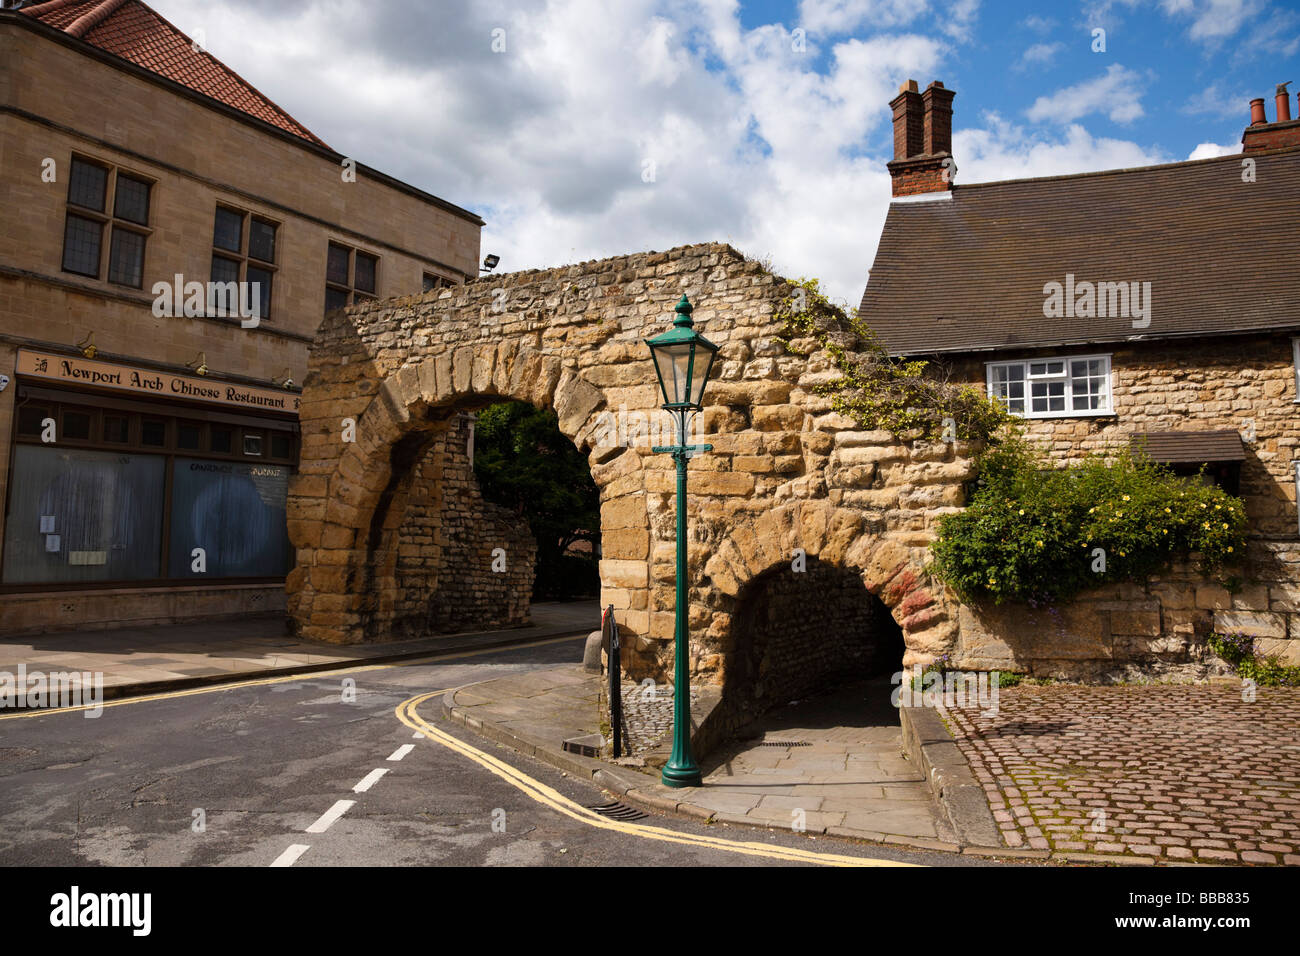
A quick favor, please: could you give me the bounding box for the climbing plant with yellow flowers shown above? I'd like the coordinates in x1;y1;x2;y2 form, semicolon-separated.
930;436;1248;604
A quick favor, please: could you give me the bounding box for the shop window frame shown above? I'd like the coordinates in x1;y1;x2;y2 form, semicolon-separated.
1;384;299;591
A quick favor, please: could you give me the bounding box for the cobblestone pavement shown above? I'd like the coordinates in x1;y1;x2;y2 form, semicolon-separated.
945;684;1300;865
617;681;699;756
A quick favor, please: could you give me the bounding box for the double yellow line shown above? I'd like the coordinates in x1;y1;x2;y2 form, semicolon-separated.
396;691;917;867
0;634;586;722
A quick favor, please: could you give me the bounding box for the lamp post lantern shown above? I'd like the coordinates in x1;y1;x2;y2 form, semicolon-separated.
644;294;719;788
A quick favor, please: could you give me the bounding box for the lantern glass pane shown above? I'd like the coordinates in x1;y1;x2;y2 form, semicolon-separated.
689;347;715;406
652;342;693;405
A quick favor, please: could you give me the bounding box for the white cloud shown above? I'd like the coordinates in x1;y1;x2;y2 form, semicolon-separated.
797;0;926;35
943;0;981;42
1187;141;1239;159
1181;82;1250;118
955;113;1169;183
1159;0;1265;43
1017;41;1064;69
142;1;1183;308
1025;64;1147;125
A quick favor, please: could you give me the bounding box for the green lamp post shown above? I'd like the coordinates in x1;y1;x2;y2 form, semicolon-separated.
645;294;719;788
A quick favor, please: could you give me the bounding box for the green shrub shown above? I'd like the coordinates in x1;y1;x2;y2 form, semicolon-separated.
931;438;1247;605
1207;632;1300;687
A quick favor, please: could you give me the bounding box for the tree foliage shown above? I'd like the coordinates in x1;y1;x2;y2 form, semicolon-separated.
472;400;600;599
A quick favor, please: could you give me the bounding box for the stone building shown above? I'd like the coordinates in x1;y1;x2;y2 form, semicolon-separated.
0;0;482;634
859;79;1300;669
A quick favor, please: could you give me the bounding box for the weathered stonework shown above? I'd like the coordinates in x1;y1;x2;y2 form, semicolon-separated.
392;415;536;637
290;242;1295;685
289;243;971;677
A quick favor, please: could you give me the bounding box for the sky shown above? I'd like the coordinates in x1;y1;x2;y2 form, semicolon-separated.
151;0;1300;307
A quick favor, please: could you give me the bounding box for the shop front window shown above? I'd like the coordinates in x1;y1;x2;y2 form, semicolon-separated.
1;446;165;584
2;389;297;587
167;459;291;578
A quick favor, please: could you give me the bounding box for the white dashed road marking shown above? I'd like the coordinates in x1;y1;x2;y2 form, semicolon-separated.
387;744;414;761
271;844;311;867
307;799;356;833
353;768;389;793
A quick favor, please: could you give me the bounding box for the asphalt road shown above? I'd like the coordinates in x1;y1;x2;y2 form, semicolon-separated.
0;635;996;868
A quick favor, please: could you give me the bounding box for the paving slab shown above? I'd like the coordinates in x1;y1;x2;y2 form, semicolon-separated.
447;666;962;850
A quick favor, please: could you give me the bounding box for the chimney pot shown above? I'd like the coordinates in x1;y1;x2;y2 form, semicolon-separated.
1243;85;1300;151
887;79;955;197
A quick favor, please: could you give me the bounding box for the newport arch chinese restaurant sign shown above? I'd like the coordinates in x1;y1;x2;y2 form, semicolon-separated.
16;349;299;414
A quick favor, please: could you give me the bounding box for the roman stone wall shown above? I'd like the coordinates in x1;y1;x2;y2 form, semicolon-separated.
392;414;536;638
290;241;1300;680
289;242;966;668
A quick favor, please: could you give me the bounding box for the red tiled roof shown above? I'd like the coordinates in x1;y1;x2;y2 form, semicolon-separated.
20;0;329;148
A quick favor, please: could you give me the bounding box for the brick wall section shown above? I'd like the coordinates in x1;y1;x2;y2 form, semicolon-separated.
888;158;951;197
1243;120;1300;152
392;415;535;637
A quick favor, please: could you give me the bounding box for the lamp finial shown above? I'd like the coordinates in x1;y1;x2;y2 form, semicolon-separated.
673;294;693;327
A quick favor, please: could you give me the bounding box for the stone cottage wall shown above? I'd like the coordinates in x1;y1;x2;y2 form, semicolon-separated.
943;335;1300;670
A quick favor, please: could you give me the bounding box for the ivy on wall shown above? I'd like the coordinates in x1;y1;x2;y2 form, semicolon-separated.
776;277;1009;444
776;276;1249;606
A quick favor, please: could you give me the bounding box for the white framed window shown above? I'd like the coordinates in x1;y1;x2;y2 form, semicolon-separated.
1292;338;1300;402
986;354;1113;418
1294;462;1300;535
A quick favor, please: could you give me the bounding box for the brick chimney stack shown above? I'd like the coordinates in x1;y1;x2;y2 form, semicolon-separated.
1242;82;1300;152
888;79;956;197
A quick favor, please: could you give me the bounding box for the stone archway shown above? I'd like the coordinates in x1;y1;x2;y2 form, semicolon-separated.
696;499;958;683
287;242;977;685
723;555;904;717
287;344;611;644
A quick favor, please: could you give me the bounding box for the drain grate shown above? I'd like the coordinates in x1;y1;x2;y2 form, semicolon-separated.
586;801;649;821
0;748;38;761
756;740;812;747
